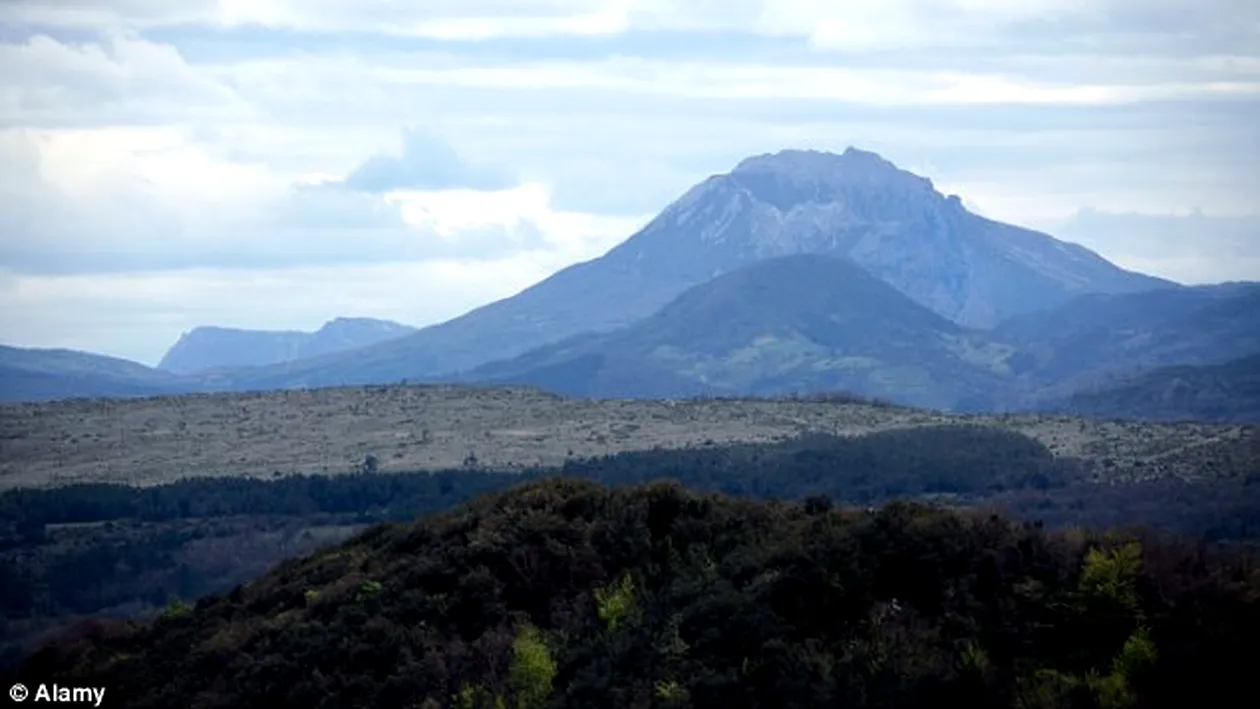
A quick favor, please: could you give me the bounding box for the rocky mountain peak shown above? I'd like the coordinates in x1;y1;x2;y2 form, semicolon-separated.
661;148;937;218
604;147;1167;331
729;147;937;203
734;147;892;177
635;147;947;261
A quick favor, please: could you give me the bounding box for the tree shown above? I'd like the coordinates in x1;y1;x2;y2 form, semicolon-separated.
509;623;556;709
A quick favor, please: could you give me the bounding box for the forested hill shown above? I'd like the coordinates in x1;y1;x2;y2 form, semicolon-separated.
15;478;1259;709
1058;352;1260;423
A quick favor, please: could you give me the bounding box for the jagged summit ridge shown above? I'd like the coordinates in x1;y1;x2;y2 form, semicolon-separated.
626;147;949;265
732;147;936;193
666;147;933;217
658;147;940;245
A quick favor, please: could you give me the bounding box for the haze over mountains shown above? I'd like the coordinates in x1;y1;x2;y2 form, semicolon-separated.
2;148;1256;419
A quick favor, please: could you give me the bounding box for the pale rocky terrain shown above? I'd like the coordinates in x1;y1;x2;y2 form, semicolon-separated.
1;384;1253;491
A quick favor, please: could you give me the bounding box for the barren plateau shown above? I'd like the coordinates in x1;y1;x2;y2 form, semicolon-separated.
1;384;1254;490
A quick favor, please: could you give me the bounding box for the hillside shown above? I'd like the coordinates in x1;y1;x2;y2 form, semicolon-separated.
996;283;1260;404
462;254;1009;410
992;283;1250;346
0;345;187;403
456;261;1260;413
1059;352;1260;423
14;479;1258;708
213;148;1168;391
158;317;416;375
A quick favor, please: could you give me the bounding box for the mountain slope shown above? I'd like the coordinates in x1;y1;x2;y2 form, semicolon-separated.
461;254;1011;409
1056;351;1260;423
463;272;1260;413
995;283;1260;402
158;317;416;375
0;346;189;403
220;148;1169;391
993;282;1255;347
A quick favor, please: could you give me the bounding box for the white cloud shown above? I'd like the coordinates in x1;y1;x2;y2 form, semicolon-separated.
31;126;277;206
0;0;634;39
1038;210;1260;284
756;0;940;51
0;127;283;273
929;170;1256;227
211;0;636;39
779;0;1259;53
265;56;1258;106
0;0;216;29
341;127;515;192
7;0;1255;53
0;127;644;275
391;183;644;252
0;32;252;126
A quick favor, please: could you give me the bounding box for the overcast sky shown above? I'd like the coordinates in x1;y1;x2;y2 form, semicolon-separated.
1;0;1258;364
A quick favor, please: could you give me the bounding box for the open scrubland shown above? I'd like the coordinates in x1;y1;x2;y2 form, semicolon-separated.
1;384;1254;491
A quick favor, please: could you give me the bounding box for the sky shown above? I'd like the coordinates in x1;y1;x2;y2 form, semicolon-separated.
0;0;1258;365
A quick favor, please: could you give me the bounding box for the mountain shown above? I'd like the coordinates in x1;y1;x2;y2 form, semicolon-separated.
218;148;1169;391
159;328;306;375
6;276;1254;412
992;282;1253;347
0;345;188;403
993;283;1260;403
461;268;1260;412
157;317;416;375
15;478;1259;708
459;254;1011;410
612;149;1169;329
1055;352;1260;423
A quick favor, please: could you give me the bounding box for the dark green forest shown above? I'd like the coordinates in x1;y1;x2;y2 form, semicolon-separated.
3;423;1259;696
11;478;1260;708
